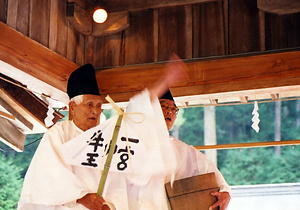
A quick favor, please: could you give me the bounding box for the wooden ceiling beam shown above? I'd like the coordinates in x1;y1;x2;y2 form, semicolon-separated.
0;96;33;130
96;50;300;103
0;117;26;152
1;22;300;106
65;0;217;13
257;0;300;15
0;110;15;120
101;0;217;13
0;73;64;132
0;21;78;103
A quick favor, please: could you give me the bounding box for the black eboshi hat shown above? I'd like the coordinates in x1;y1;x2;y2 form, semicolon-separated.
67;63;100;99
160;89;174;102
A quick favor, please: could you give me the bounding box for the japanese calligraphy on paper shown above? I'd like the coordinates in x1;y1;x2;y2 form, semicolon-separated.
60;115;150;174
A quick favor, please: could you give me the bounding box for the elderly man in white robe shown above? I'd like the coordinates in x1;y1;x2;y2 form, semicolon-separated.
18;64;112;210
159;89;231;210
18;55;187;210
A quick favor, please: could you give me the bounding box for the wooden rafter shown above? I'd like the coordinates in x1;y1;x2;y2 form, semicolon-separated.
0;117;26;152
257;0;300;15
0;21;78;103
96;49;300;103
0;110;15;120
101;0;218;13
0;22;300;105
0;73;64;132
0;96;33;130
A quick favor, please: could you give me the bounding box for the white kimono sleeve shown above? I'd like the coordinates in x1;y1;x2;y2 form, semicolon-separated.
171;138;232;196
18;121;97;209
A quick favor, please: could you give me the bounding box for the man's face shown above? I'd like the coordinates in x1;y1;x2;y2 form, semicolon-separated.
159;99;178;131
69;95;103;131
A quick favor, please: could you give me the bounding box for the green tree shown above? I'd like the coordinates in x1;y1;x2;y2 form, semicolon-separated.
178;100;300;185
179;107;204;146
3;133;42;178
281;100;300;140
220;146;300;185
0;155;23;209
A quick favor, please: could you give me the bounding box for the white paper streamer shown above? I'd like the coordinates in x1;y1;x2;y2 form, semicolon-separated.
44;97;54;127
251;101;260;133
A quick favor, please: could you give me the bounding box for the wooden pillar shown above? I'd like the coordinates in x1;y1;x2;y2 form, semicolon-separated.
204;106;217;166
274;100;281;155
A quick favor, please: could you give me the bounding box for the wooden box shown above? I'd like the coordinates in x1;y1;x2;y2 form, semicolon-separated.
165;172;219;210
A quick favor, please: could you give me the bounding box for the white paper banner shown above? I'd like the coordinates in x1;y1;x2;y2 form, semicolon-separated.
60;115;151;174
60;89;178;188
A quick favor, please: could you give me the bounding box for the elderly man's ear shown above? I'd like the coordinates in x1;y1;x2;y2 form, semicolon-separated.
68;101;76;117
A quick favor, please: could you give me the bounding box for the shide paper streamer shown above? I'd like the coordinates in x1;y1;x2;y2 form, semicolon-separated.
251;101;260;133
44;97;54;127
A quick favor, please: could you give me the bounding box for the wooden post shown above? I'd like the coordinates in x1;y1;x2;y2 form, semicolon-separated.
274;100;281;155
204;106;217;166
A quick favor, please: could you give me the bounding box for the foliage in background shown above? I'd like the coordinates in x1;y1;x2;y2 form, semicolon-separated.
1;134;42;178
173;107;186;127
220;146;300;185
178;107;204;146
1;100;300;208
0;155;23;209
178;100;300;185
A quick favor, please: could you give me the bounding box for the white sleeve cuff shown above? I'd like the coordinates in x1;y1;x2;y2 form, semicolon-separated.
103;202;116;210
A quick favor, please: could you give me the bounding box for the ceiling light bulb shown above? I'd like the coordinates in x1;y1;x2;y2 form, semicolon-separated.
93;8;108;23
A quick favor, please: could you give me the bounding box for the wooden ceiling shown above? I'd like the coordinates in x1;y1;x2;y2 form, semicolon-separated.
0;0;300;150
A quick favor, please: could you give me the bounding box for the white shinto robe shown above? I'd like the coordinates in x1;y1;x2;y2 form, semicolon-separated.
18;90;230;209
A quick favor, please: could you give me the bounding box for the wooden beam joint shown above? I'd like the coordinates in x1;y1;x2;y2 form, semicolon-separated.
271;93;279;100
209;99;218;105
66;2;92;35
239;96;249;103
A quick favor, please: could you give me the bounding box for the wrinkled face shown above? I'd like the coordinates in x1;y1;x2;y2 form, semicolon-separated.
159;99;178;131
69;95;103;131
